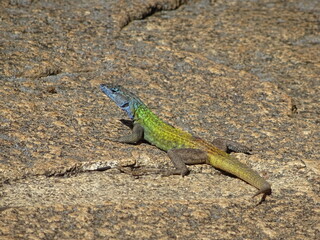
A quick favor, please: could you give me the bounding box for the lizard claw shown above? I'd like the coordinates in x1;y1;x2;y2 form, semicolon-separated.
253;184;272;204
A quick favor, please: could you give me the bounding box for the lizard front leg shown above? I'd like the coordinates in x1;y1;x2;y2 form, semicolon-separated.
165;148;209;176
211;138;252;154
108;123;144;144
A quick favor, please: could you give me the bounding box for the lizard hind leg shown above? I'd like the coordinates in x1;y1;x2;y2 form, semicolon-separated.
166;148;209;176
211;138;252;154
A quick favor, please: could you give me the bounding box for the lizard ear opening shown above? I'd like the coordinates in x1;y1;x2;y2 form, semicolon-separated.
119;101;134;120
120;102;129;108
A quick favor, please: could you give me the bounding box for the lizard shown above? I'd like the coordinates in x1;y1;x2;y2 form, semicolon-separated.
100;84;272;201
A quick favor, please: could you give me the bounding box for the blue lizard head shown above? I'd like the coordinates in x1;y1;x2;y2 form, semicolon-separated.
100;84;142;120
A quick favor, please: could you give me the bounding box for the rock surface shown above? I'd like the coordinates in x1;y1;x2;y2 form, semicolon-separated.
0;0;319;239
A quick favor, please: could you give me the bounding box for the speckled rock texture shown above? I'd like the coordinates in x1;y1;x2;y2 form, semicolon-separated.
0;0;319;239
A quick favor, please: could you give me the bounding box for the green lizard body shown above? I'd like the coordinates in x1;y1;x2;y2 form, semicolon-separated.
100;84;271;199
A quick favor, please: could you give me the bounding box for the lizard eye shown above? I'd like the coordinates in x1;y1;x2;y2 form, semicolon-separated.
111;87;119;93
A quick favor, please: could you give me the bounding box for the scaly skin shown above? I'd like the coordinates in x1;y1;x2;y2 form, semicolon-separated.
100;84;272;199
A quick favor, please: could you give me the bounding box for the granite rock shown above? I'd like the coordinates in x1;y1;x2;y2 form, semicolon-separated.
0;0;319;239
